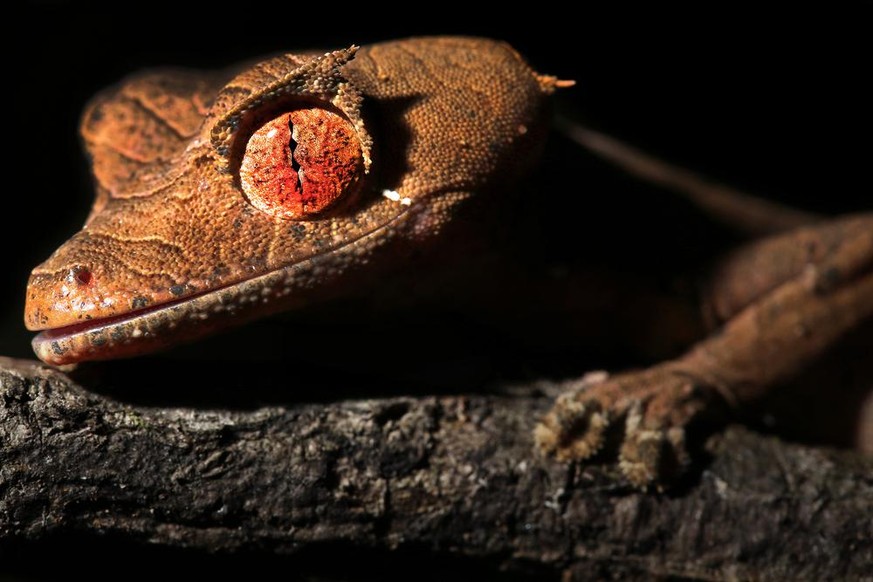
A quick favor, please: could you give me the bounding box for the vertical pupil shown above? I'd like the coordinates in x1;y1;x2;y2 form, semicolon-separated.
287;120;301;182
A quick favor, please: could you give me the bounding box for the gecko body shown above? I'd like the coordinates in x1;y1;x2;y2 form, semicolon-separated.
25;37;873;487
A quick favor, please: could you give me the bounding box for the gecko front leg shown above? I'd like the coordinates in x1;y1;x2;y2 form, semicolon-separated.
536;213;873;487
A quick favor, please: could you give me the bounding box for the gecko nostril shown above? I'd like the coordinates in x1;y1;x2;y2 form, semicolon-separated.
71;266;93;286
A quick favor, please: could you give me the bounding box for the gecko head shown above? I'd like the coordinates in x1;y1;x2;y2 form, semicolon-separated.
25;37;562;365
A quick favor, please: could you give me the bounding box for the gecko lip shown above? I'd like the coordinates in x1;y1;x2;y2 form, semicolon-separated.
31;279;255;365
31;204;416;365
34;291;208;341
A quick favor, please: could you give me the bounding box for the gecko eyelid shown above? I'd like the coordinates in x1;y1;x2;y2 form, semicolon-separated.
210;46;372;172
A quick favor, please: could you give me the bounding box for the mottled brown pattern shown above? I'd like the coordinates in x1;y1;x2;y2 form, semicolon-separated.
21;37;873;490
26;37;557;364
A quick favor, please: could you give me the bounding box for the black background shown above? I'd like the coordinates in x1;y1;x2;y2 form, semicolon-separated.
4;3;870;360
2;3;872;579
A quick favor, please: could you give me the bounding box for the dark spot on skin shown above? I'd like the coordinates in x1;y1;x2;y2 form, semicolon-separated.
132;296;150;309
289;223;307;241
90;108;103;122
233;218;243;229
51;341;66;356
110;327;126;341
212;264;230;278
90;333;107;347
84;315;92;320
170;285;186;296
191;153;213;168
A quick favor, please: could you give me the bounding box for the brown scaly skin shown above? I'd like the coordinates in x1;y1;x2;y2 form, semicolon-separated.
24;36;872;487
25;37;558;363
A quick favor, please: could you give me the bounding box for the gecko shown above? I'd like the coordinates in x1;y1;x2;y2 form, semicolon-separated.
24;36;873;486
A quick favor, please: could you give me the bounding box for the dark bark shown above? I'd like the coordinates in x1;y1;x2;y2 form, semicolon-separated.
1;357;870;580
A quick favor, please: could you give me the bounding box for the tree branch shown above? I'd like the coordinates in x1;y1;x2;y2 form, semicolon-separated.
1;357;870;580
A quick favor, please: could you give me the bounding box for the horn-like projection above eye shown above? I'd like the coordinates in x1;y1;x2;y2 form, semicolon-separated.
239;107;364;219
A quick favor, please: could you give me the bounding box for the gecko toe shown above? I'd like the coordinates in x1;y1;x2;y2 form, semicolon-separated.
618;401;689;488
538;365;721;487
535;374;613;461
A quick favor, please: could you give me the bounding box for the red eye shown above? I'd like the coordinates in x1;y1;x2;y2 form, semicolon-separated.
239;107;364;219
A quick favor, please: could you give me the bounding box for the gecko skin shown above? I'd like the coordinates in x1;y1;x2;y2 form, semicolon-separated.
25;37;559;365
24;36;873;487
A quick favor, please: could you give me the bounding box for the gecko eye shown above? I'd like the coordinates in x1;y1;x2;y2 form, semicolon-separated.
239;107;364;220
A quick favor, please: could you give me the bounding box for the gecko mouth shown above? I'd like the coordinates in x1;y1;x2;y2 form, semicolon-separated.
32;206;414;366
34;290;209;342
31;273;283;366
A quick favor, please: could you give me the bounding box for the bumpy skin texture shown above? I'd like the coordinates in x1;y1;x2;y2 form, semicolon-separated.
24;37;873;488
25;37;556;364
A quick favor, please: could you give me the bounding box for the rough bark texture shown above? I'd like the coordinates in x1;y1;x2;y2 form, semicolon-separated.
1;357;871;580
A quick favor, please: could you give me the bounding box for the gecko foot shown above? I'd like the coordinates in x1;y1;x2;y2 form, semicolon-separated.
535;365;727;488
